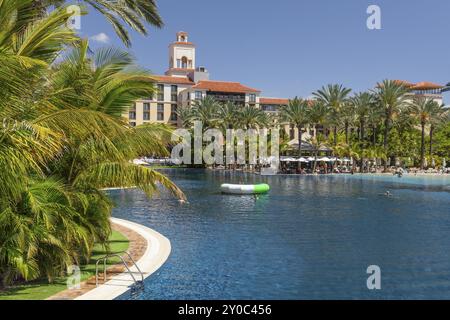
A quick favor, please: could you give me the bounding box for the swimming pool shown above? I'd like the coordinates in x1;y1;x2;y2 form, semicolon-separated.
110;170;450;299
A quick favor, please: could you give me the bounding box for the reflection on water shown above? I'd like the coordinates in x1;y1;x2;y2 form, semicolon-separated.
110;170;450;299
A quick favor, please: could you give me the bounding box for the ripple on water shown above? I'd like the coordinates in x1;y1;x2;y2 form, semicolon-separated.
110;171;450;299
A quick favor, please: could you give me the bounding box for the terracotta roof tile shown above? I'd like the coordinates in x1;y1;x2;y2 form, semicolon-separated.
411;81;443;90
192;80;260;93
153;75;194;85
260;98;289;105
170;42;195;46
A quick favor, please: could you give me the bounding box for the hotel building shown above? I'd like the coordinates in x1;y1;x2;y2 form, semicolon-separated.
126;31;266;127
125;32;445;145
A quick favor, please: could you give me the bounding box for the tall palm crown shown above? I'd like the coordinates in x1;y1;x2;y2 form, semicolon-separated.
219;102;240;130
408;97;440;169
279;97;311;160
238;105;269;130
351;92;376;141
190;96;222;129
313;84;351;145
373;80;409;146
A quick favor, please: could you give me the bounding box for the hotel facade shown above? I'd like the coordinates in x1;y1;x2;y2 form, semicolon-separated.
125;32;445;143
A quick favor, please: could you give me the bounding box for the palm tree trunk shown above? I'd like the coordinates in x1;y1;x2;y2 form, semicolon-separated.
313;151;318;173
383;116;390;171
372;125;376;146
333;126;337;146
345;122;349;145
429;125;434;156
298;126;303;170
420;122;425;170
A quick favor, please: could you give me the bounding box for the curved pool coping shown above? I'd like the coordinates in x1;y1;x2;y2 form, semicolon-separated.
75;217;171;300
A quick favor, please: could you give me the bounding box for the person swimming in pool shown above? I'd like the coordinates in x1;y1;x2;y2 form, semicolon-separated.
384;191;392;197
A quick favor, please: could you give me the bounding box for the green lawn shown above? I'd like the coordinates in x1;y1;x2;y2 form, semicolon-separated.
0;230;129;300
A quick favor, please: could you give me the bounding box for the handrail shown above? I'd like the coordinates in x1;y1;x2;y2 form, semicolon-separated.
95;251;144;287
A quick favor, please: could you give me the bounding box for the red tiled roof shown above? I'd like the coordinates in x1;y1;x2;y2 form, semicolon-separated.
260;98;289;105
153;75;194;85
411;81;443;90
170;42;195;46
392;80;414;87
383;80;443;90
191;80;260;93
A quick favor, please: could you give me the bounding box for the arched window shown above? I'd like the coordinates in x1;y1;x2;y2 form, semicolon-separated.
181;56;188;69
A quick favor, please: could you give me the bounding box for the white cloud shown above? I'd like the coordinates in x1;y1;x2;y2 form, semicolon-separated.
90;33;110;44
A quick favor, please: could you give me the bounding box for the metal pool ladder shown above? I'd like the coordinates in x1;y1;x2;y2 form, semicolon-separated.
95;251;145;294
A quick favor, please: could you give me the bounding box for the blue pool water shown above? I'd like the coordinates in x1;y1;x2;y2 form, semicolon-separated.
110;170;450;299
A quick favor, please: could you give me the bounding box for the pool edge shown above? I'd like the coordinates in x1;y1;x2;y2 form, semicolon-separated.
75;217;171;300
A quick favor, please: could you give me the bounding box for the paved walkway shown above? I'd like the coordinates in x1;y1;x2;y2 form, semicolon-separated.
48;217;171;300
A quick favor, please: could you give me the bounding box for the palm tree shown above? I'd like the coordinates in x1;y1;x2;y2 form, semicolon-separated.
373;80;409;170
219;102;240;130
189;96;221;130
408;97;440;169
340;102;356;145
309;100;329;138
367;101;383;147
0;3;184;285
238;104;269;130
279;98;310;165
34;0;164;47
350;92;375;172
308;134;328;173
429;104;449;157
313;84;351;146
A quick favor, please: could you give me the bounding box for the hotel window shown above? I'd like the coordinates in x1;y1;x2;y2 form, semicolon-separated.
170;105;178;121
249;94;256;103
157;104;164;121
171;85;178;102
195;91;202;100
143;103;150;121
157;84;164;101
129;111;136;120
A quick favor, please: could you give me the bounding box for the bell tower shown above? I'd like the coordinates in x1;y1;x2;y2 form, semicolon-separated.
166;31;196;77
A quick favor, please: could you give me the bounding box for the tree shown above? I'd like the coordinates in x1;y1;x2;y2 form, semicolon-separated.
350;92;375;172
429;104;449;157
308;134;328;173
313;84;351;146
408;97;439;169
373;80;409;171
0;2;183;285
309;100;329;138
279;98;310;167
189;96;221;130
238;104;270;130
340;102;356;145
219;102;240;130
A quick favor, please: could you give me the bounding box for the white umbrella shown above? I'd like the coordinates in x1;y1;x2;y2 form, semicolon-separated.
317;157;330;162
307;157;315;161
443;158;446;168
432;158;436;168
423;157;428;168
299;157;309;163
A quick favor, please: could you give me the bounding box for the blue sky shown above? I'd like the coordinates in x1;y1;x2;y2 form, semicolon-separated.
79;0;450;101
